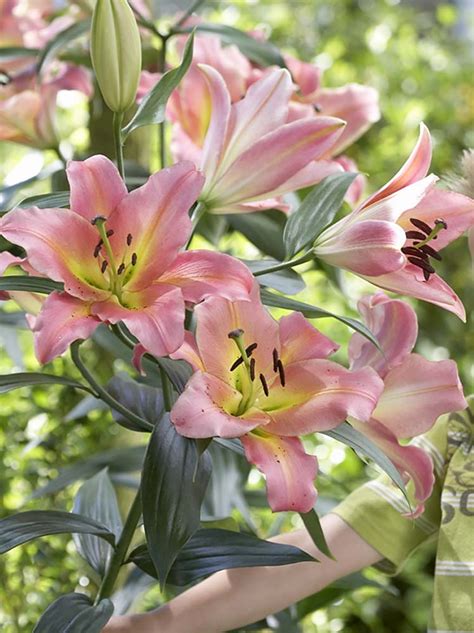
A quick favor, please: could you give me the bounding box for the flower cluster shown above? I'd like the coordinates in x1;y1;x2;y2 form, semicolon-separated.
0;4;473;521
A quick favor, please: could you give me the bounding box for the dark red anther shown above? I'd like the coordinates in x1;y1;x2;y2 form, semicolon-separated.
423;269;431;281
409;218;432;234
313;103;322;113
245;343;258;357
405;230;427;240
230;356;244;372
272;348;279;372
407;256;435;273
277;359;286;387
259;373;269;396
117;263;125;275
93;240;103;258
127;233;133;246
401;246;426;257
131;253;138;266
106;229;114;238
419;244;442;261
101;260;108;273
250;358;256;381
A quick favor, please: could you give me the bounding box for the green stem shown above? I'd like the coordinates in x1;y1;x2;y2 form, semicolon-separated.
53;144;68;168
70;341;153;431
253;253;314;277
158;36;168;169
113;111;125;179
171;0;206;31
185;200;207;249
158;364;173;412
95;489;142;603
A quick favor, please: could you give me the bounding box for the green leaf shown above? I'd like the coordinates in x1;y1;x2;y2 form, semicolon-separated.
36;19;91;75
322;422;408;500
122;32;194;138
243;259;305;295
156;357;193;394
227;212;286;261
284;173;357;258
129;528;314;586
18;191;70;209
106;376;164;432
299;509;332;559
0;275;63;294
0;372;93;394
180;24;286;67
33;593;113;633
259;288;381;350
0;46;39;62
0;510;115;554
72;469;123;576
141;413;212;586
32;445;146;498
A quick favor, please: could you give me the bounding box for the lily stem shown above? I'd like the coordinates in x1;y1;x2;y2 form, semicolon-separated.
158;35;168;169
159;365;173;412
70;341;153;431
170;0;206;32
185;201;207;249
253;252;314;277
95;488;142;603
113;111;125;179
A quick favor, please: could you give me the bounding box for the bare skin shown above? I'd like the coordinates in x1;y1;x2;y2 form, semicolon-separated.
102;514;382;633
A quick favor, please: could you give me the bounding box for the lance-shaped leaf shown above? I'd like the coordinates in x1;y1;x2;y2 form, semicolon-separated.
179;23;286;67
284;172;357;258
0;372;93;394
259;289;380;349
299;509;332;559
243;259;305;295
106;375;164;432
141;413;212;586
36;19;91;75
0;275;62;294
322;422;408;500
227;212;286;260
0;511;115;554
18;191;70;209
72;469;123;576
33;593;113;633
129;528;314;586
122;32;194;137
0;46;39;62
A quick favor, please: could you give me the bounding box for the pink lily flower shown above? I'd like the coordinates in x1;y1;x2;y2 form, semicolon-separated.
196;65;346;214
313;124;474;319
285;55;380;155
348;292;467;516
0;156;254;363
170;285;384;513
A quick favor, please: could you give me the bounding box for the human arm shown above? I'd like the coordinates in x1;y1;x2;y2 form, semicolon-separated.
102;513;382;633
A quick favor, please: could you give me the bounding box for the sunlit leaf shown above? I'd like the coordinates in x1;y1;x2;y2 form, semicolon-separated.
0;372;93;394
36;20;91;75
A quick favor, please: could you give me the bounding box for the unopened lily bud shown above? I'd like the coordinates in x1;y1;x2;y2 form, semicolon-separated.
91;0;142;113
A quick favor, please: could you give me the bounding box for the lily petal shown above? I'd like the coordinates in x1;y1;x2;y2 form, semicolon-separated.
279;312;338;365
213;117;345;206
350;417;435;518
109;161;204;292
93;284;185;357
263;362;384;435
171;371;270;438
349;293;418;378
194;290;279;382
372;354;467;438
33;292;100;364
159;250;254;303
361;123;432;209
0;252;25;298
170;331;205;372
0;206;110;300
241;431;318;513
314;219;407;276
67;155;128;221
360;265;466;321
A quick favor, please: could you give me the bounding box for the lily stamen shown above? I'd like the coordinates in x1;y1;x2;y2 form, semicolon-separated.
272;348;279;372
259;373;269;396
250;358;256;381
277;359;286;387
230;356;244;371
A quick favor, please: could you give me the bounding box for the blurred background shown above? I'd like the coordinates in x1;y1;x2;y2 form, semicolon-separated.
0;1;473;631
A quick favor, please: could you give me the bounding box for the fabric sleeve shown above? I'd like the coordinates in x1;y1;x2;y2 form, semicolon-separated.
330;415;449;574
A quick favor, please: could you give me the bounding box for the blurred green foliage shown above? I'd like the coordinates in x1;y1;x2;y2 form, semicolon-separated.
0;1;473;632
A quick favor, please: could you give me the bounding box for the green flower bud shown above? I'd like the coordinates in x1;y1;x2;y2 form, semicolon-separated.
91;0;142;113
